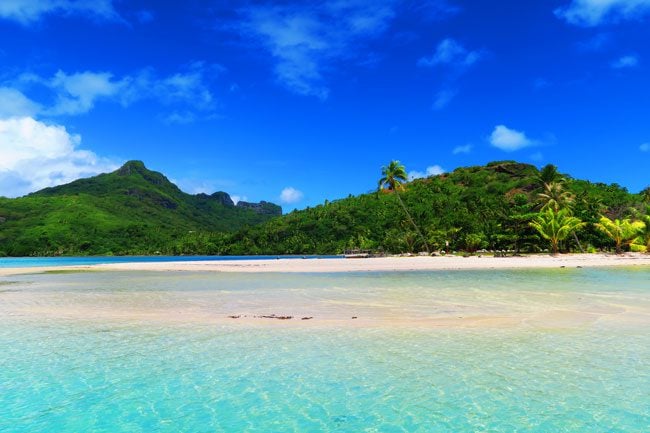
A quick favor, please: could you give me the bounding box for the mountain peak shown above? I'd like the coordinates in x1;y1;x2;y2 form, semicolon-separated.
114;160;175;189
116;160;148;176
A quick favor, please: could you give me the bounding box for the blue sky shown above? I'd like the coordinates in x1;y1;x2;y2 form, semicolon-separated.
1;0;649;209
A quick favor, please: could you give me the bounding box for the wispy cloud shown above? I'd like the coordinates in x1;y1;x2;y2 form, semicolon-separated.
576;32;612;51
489;125;537;152
6;63;219;120
164;111;197;125
0;0;121;24
406;0;460;21
280;186;304;203
0;116;118;197
641;143;650;152
0;87;42;117
611;55;639;69
556;0;650;26
44;71;124;116
409;165;445;180
418;38;484;110
432;89;457;110
452;144;472;154
418;38;483;69
234;1;401;99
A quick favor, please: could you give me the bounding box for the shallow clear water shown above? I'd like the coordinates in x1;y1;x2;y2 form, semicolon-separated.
1;268;649;432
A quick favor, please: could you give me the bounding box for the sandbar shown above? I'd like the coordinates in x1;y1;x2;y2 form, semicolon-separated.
1;253;649;276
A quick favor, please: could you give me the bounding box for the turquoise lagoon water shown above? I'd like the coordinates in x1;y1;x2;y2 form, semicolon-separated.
1;268;650;432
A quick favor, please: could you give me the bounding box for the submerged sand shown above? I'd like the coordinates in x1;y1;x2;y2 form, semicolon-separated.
2;254;649;329
1;253;649;276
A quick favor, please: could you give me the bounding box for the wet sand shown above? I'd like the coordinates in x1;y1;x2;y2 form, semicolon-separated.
1;253;649;276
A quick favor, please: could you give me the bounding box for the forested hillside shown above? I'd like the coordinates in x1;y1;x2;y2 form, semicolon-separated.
0;161;281;256
208;161;648;255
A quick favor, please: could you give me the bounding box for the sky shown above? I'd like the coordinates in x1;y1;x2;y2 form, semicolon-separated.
1;0;649;210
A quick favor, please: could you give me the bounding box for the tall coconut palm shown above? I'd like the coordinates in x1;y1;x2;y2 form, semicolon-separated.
536;164;563;187
378;160;430;253
538;181;574;212
594;216;646;254
536;180;584;252
530;208;585;255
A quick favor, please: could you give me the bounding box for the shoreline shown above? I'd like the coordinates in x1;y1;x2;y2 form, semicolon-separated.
1;253;650;276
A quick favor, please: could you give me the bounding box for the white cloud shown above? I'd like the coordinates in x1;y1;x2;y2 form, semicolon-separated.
230;195;247;205
489;125;535;152
124;65;217;109
640;143;650;152
0;0;120;24
280;186;304;204
164;111;197;125
452;144;472;154
175;176;237;196
611;55;639;69
236;1;399;99
432;89;457;110
418;38;483;111
426;165;445;176
10;64;217;118
0;117;118;197
46;71;124;115
409;165;445;180
0;87;41;117
556;0;650;26
418;38;483;69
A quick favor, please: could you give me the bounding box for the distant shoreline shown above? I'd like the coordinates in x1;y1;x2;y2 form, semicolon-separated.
1;253;649;276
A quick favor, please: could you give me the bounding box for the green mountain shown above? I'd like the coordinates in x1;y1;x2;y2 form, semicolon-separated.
210;161;647;255
0;161;281;256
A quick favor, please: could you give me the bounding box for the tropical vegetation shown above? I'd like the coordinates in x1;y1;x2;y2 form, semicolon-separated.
378;160;430;253
529;208;585;255
595;216;646;254
212;161;648;256
1;160;648;257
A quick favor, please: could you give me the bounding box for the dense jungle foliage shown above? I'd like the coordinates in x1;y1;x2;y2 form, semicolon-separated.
210;161;648;255
1;160;648;256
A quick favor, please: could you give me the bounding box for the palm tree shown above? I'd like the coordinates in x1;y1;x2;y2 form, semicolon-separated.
538;181;574;212
536;181;584;252
594;216;646;254
530;208;585;255
536;164;563;186
378;160;430;253
641;214;650;253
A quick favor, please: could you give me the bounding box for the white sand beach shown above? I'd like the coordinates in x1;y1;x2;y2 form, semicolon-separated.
1;253;649;276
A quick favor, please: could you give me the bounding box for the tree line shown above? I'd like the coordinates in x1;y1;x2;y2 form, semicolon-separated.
190;161;650;256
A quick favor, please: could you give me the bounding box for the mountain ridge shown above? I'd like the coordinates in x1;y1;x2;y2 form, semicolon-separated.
0;161;281;256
